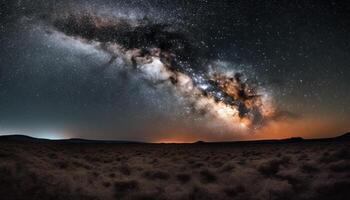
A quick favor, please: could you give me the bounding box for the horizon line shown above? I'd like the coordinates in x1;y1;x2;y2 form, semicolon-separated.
0;132;348;144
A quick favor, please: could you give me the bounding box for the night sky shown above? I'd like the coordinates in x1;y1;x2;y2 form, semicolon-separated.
0;0;349;142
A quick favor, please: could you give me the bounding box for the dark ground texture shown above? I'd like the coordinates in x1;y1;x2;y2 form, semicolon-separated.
0;137;349;200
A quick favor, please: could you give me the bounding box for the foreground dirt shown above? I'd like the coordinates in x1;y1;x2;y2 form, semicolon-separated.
0;140;349;200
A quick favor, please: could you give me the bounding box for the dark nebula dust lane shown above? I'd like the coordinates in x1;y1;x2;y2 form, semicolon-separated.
0;0;349;141
46;12;277;130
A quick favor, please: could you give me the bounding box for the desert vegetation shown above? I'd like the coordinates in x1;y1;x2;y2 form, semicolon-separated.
0;139;349;200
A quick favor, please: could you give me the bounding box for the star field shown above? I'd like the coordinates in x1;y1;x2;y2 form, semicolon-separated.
0;0;349;141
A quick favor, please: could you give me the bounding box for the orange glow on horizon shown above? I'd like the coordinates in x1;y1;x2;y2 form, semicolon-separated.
152;116;349;143
154;134;199;143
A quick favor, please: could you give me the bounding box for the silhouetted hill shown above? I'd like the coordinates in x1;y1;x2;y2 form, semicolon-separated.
0;132;349;144
193;133;350;145
0;134;41;141
193;137;305;145
0;135;143;144
61;138;144;144
336;132;350;140
194;140;206;144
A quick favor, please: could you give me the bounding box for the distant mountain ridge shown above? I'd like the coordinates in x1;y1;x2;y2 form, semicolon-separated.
193;132;350;144
0;135;40;141
336;132;350;140
0;134;144;144
0;132;349;144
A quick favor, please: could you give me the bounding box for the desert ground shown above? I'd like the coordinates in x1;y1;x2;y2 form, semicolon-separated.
0;137;349;200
